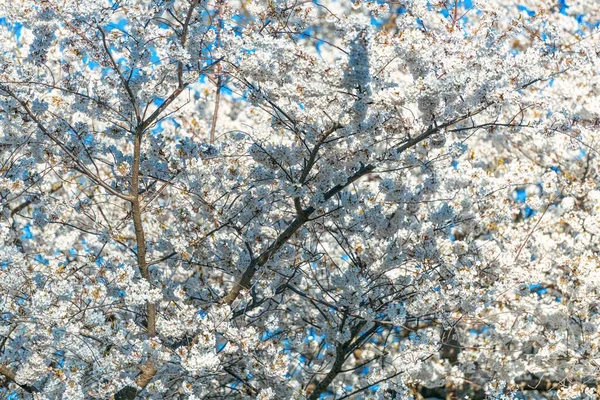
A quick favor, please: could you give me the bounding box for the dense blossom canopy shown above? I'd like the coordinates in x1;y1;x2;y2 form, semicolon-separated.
0;0;599;399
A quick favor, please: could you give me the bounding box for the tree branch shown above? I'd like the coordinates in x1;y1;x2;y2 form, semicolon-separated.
0;85;133;202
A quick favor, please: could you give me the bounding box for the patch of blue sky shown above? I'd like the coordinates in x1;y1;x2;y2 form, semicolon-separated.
220;86;233;96
98;66;113;79
55;350;65;368
469;325;490;336
558;0;569;15
523;206;536;219
370;16;386;28
1;312;13;322
306;327;317;342
14;21;23;40
232;26;244;37
95;256;104;267
305;327;326;344
509;48;522;57
149;47;160;64
514;188;526;203
21;224;33;240
7;391;19;400
529;283;548;295
231;13;249;25
295;26;324;54
517;5;536;17
314;38;325;55
105;18;128;32
122;66;142;80
260;328;282;342
34;254;49;266
151;116;180;135
536;182;545;193
282;338;292;353
439;0;474;18
0;17;21;39
151;123;164;135
168;117;181;128
216;341;227;352
83;134;94;146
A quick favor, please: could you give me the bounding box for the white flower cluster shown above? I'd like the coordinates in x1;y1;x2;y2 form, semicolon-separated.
0;0;599;398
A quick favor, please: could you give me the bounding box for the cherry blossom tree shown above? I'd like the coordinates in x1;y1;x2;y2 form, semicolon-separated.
0;0;599;399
